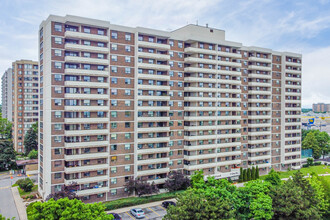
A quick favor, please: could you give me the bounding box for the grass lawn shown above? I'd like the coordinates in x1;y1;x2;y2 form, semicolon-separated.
12;184;38;197
260;165;330;180
103;190;184;210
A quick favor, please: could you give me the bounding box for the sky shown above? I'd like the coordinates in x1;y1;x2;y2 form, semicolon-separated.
0;0;330;108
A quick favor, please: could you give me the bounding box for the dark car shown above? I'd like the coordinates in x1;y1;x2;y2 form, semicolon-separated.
108;213;122;220
162;201;176;209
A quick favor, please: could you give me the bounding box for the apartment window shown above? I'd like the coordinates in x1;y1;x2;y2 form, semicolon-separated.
178;42;183;48
111;178;117;184
54;111;62;118
54;24;62;32
54;173;62;179
54;99;62;106
111;31;117;39
125;45;131;52
111;44;117;50
111;111;117;118
84;27;90;33
125;56;131;63
125;165;131;172
54;136;61;143
54;62;62;69
125;155;131;161
111;66;117;73
111;167;117;173
125;34;131;41
125;144;131;150
98;29;104;35
111;134;117;140
111;55;117;61
54;49;62;56
125;100;131;106
125;78;131;84
111;189;117;195
111;78;118;84
125;67;131;74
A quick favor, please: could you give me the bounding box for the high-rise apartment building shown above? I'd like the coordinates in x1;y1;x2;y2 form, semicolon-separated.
312;103;330;112
1;68;13;121
38;15;302;202
12;60;39;152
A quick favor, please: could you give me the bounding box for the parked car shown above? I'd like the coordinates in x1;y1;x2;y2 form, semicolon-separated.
162;201;176;209
130;208;145;219
108;213;122;220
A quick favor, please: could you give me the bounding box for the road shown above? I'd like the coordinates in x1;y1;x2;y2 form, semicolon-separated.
0;172;37;219
116;205;167;220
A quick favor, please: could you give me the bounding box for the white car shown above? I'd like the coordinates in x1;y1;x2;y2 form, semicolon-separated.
130;208;145;219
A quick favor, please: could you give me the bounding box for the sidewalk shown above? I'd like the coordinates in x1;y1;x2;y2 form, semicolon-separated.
11;186;28;220
106;198;176;214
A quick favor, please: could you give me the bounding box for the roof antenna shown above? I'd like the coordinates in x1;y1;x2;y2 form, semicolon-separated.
206;23;208;28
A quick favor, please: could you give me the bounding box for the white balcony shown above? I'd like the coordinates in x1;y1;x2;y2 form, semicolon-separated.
138;95;170;101
248;82;271;87
218;60;241;68
65;129;109;136
286;69;301;74
137;167;170;176
148;178;166;185
184;153;215;161
137;84;170;91
285;136;301;142
285;151;301;157
65;152;109;161
65;141;108;148
138;52;170;60
76;187;109;196
248;147;271;153
247;115;271;120
285;84;301;89
138;41;170;50
138;73;170;81
285;121;301;126
65;164;109;173
248;99;271;103
137;63;170;71
65;31;108;42
65;117;109;124
184;163;216;171
137;106;170;111
248;90;272;95
184;67;217;74
185;142;239;151
217;51;242;58
283;158;301;164
137;158;169;165
286;92;301;96
64;105;108;111
137;116;170;122
64;68;109;77
217;159;241;166
249;65;272;71
138;126;170;133
184;57;218;65
65;43;109;54
65;56;109;65
248;131;271;136
285;114;301;119
248;107;271;111
286;61;301;67
248;73;271;79
64;81;109;88
248;56;272;63
285;99;301;104
248;155;271;161
138;147;170;154
137;137;169;144
286;77;301;82
248;163;271;168
248;139;271;145
65;175;108;185
184;47;217;55
284;144;301;149
64;93;108;100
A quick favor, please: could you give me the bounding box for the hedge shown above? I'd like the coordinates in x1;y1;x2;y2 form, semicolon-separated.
103;190;184;210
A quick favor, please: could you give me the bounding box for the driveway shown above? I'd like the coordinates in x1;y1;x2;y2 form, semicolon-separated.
117;205;167;220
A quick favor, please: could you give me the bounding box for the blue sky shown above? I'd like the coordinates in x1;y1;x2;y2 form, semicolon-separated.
1;0;330;107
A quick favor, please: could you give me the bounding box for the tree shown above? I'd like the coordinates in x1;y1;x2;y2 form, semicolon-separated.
249;193;273;220
302;132;321;159
190;170;204;188
125;178;158;197
0;140;16;171
24;123;38;155
247;168;251;181
256;166;259;179
239;167;243;182
46;182;79;201
0;116;12;140
0;214;15;220
307;157;314;166
251;166;256;180
27;198;113;220
243;169;247;182
16;178;34;192
264;168;282;186
28;149;38;159
164;170;190;192
308;174;329;217
315;131;330;159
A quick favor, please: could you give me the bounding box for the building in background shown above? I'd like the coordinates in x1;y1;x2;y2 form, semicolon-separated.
312;103;330;113
12;60;39;152
38;15;302;202
1;68;13;120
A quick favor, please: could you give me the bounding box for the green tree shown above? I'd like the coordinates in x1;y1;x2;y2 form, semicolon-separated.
27;149;38;159
308;174;329;217
256;166;259;179
247;168;251;181
251;166;256;180
239;167;243;182
24;122;38;155
190;170;205;188
17;178;34;192
264;168;282;186
315;131;330;159
0;140;16;171
302;132;321;159
243;169;247;182
0;116;12;140
301;129;312;142
0;213;15;220
249;192;273;220
27;198;113;220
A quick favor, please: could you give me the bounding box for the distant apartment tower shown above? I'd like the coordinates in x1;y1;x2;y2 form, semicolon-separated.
12;60;39;152
38;15;302;202
1;68;13;120
312;103;330;112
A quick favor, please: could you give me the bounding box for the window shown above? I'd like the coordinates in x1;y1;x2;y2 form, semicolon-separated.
54;173;62;179
125;34;131;41
54;24;62;32
125;45;131;52
111;31;117;39
84;27;90;33
54;37;62;44
54;62;62;69
98;29;104;35
111;178;117;184
125;165;131;172
111;44;117;50
125;56;131;63
54;49;62;56
54;148;62;155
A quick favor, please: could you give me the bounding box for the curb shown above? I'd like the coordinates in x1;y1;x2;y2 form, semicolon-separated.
11;186;28;220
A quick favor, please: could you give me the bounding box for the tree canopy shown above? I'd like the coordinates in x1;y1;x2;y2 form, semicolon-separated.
24;122;38;155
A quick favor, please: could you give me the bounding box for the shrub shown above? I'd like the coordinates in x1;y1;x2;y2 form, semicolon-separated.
17;178;34;192
314;162;321;166
302;164;309;168
27;150;38;159
307;158;314;166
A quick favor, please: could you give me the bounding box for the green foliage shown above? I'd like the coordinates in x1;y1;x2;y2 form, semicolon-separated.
256;166;260;179
103;190;184;210
190;170;204;188
164;170;190;192
264;169;282;186
249;192;273;220
238;167;243;182
24;122;38;155
27;198;113;220
243;169;247;182
16;178;34;192
247;168;251;181
0;213;15;220
27;150;38;159
0;140;16;171
307;158;314;166
251;166;256;180
0;116;12;140
302;130;329;159
308;174;329;217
